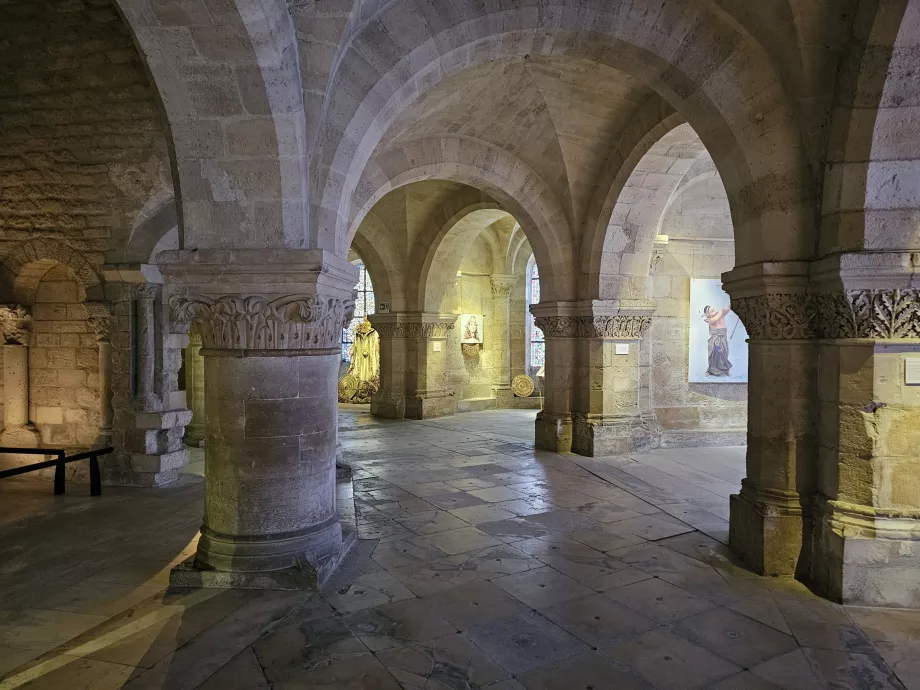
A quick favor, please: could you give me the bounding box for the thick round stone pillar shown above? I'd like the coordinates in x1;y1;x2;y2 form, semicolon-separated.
160;249;358;589
532;302;575;453
725;262;817;578
571;301;656;457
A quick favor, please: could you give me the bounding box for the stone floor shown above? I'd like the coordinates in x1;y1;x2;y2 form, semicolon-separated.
0;409;916;689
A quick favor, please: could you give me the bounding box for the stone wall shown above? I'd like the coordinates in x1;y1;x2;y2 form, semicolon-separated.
29;265;99;447
648;167;747;446
0;0;172;259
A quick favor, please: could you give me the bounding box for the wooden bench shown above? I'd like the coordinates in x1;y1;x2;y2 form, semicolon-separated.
0;446;114;496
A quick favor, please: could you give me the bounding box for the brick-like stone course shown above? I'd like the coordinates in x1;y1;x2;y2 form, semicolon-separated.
0;0;171;259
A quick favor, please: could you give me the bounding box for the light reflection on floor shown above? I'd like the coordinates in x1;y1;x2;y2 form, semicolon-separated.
0;409;915;689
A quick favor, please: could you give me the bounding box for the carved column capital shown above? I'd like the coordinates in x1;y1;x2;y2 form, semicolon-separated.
371;313;457;339
170;294;352;353
85;303;113;342
0;305;32;345
490;275;516;299
815;289;920;339
133;284;160;301
731;293;817;340
575;315;653;339
534;316;578;338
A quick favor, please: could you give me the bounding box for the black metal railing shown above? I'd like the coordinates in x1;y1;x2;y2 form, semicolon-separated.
0;447;114;496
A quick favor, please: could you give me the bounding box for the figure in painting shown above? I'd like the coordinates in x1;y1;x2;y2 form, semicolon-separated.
463;315;481;343
338;316;380;403
703;304;733;377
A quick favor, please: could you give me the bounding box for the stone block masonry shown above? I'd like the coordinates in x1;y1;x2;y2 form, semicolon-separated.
29;265;99;448
0;0;172;259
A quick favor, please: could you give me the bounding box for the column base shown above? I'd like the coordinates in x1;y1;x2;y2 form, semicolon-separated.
729;481;805;577
171;516;356;591
807;496;920;607
535;412;572;453
371;392;406;419
184;423;205;448
572;413;655;457
405;391;456;420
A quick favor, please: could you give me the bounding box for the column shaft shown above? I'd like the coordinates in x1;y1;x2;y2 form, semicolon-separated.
160;249;357;589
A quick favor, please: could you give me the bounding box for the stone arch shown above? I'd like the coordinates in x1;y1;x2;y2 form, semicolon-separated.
821;0;920;255
347;137;574;302
112;0;310;249
0;239;104;305
117;198;179;265
416;205;512;312
586;120;708;300
316;2;815;269
349;220;401;310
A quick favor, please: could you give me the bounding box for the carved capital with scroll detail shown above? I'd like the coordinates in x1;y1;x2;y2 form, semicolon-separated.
170;294;353;352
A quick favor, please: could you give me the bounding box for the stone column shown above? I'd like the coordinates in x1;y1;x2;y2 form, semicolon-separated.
807;254;920;606
490;275;516;402
571;300;656;457
725;261;817;578
532;302;576;453
0;305;39;450
134;284;158;409
86;304;114;446
160;249;357;588
371;312;457;420
184;327;206;446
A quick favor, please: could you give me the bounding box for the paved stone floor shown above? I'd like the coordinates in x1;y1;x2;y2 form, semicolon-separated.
0;409;917;689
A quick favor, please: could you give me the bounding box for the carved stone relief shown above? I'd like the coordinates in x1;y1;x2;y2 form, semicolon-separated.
170;294;353;351
374;321;455;339
732;290;920;341
534;315;651;339
0;305;31;345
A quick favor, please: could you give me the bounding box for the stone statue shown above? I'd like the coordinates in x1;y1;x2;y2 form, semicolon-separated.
338;316;380;403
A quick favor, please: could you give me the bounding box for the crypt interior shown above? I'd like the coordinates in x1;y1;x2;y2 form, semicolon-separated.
0;0;919;688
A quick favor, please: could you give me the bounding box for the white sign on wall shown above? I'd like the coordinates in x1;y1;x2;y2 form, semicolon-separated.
377;302;390;314
688;279;748;383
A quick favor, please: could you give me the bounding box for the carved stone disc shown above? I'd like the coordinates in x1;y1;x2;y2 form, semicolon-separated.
512;374;535;397
338;374;358;401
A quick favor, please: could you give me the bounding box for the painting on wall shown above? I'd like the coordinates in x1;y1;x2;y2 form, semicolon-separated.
688;279;748;383
460;314;485;344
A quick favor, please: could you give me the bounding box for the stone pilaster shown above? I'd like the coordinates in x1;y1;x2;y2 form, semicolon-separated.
724;261;817;578
806;252;920;606
370;312;457;420
160;249;357;589
531;302;576;453
490;275;516;401
97;273;191;488
0;305;40;462
571;300;656;457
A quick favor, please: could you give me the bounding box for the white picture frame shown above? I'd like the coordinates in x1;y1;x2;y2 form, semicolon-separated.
460;313;485;344
688;279;748;383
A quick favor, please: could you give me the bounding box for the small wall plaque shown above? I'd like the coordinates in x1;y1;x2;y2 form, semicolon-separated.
432;341;442;352
615;343;629;355
377;302;390;313
906;358;920;385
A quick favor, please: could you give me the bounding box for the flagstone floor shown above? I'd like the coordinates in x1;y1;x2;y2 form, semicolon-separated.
0;408;916;689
